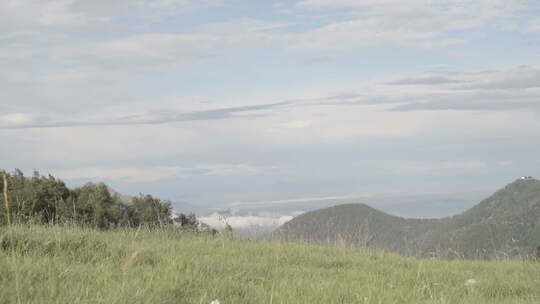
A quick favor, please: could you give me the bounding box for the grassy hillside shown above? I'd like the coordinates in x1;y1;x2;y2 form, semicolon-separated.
1;225;540;304
275;179;540;259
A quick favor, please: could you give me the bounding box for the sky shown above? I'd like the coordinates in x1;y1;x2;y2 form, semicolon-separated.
2;0;540;230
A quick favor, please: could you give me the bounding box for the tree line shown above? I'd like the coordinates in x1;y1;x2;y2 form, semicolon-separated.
0;169;206;231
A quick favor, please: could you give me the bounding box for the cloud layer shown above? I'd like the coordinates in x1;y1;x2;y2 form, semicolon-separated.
2;0;540;220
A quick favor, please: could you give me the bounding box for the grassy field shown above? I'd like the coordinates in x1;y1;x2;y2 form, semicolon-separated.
0;225;539;304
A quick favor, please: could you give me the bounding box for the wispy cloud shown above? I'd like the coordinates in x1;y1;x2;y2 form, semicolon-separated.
53;34;227;70
0;102;289;130
228;194;367;208
50;163;271;183
386;76;465;86
309;66;540;112
293;0;525;50
385;66;540;111
388;97;540;112
0;0;223;29
399;160;488;174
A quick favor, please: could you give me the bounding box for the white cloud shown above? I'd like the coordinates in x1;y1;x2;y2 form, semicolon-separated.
9;0;526;78
304;54;340;65
0;113;38;126
458;65;540;90
198;17;291;35
381;65;540;111
199;164;266;177
51;166;198;182
1;0;533;90
277;120;312;129
0;0;96;29
54;34;225;69
293;0;524;50
199;213;295;230
49;17;289;71
0;101;287;129
50;163;274;183
0;0;222;29
400;161;488;173
301;66;540;113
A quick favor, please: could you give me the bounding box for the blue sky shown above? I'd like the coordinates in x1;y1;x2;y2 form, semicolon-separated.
1;0;540;230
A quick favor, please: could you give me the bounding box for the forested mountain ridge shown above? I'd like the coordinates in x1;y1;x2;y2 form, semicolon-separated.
275;178;540;259
420;178;540;258
273;203;441;253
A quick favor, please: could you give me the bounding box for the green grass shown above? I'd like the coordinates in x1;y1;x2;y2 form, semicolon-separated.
1;225;539;304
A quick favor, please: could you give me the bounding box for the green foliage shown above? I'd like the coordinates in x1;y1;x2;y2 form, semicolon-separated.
275;179;540;259
173;213;200;231
0;169;194;230
71;182;125;228
0;169;72;225
0;225;539;303
130;194;173;227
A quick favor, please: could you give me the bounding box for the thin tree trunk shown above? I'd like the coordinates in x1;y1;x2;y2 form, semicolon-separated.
3;171;12;225
72;197;77;222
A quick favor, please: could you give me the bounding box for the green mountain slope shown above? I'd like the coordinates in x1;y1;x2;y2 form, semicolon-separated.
420;178;540;258
275;178;540;259
274;203;440;254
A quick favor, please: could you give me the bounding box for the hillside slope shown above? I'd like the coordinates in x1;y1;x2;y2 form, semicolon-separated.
420;178;540;258
274;203;440;254
275;178;540;258
1;225;539;303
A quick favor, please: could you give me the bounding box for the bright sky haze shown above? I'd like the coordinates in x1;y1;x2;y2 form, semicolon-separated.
2;0;540;229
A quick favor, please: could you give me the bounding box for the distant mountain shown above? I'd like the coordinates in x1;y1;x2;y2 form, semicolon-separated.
420;178;540;258
274;178;540;259
274;203;439;253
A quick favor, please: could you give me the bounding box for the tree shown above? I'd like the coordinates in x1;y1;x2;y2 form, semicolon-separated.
0;169;205;232
131;194;172;227
2;171;11;225
71;183;125;229
174;213;199;230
